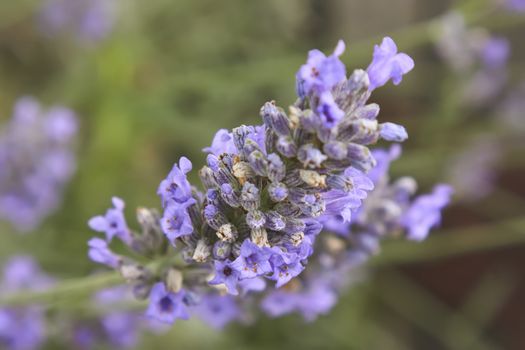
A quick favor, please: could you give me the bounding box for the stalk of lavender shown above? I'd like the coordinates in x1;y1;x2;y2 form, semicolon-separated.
0;97;78;232
82;36;450;328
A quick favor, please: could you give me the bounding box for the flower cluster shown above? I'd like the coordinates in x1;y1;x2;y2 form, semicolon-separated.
39;0;117;42
87;37;450;326
0;97;78;232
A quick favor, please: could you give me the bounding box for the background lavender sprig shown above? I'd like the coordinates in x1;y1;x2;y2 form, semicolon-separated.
0;97;78;232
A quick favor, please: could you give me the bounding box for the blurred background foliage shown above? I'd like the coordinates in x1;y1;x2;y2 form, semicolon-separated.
1;0;525;349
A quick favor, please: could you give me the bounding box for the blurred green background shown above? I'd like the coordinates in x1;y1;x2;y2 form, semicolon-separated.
1;0;525;349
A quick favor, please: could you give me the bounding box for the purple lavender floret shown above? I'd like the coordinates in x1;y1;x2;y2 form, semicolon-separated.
157;157;194;207
88;197;132;244
231;240;273;279
401;184;453;241
366;37;415;91
146;283;189;324
296;40;346;97
209;260;242;295
0;97;78;232
88;237;121;268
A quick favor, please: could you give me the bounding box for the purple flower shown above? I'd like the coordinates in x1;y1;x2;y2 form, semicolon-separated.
366;37;414;91
261;290;300;318
1;256;54;293
203;129;238;156
146;283;189;324
368;144;402;184
323;167;374;222
231;239;272;279
0;256;51;350
379;122;408;142
209;260;241;295
88;197;132;244
481;37;510;69
160;202;194;244
238;277;267;295
316;91;345;128
296;40;346;96
506;0;525;12
400;184;453;241
268;250;304;288
87;237;121;268
157;157;195;207
0;97;77;232
0;308;46;350
39;0;117;43
193;294;241;330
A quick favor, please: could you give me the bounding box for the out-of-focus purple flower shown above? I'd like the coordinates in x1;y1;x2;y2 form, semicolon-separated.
366;37;414;91
0;97;78;232
88;197;132;244
296;40;346;97
193;294;241;330
231;240;272;279
368;144;401;184
400;184;453;241
146;283;189;324
506;0;525;12
261;279;337;321
0;256;53;350
1;256;54;293
482;37;510;69
157;157;195;208
88;237;121;268
39;0;117;43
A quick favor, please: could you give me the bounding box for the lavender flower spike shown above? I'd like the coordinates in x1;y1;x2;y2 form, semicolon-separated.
157;157;194;207
366;37;414;90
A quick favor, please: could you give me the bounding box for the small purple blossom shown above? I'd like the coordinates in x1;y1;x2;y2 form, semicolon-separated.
160;202;194;243
268;250;304;288
379;122;408;142
88;197;132;244
146;283;189;324
157;157;194;207
323;167;374;222
366;37;414;90
231;239;272;279
296;40;346;97
203;129;238;156
88;237;121;268
209;260;241;295
401;184;453;241
316;91;345;128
